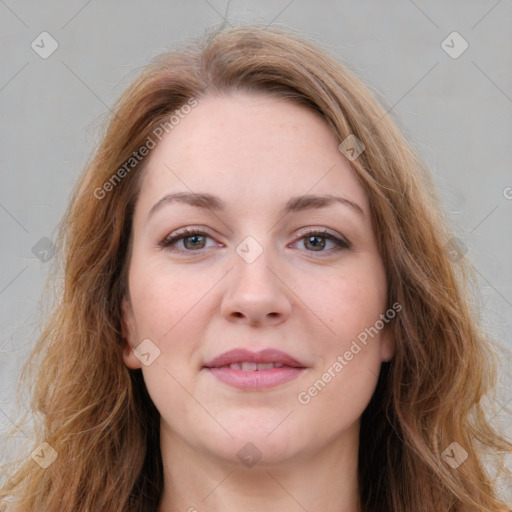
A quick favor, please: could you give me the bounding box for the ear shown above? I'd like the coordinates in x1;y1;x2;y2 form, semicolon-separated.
379;326;395;363
121;297;142;370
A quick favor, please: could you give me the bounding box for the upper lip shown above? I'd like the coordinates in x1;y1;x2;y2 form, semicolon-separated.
203;348;306;368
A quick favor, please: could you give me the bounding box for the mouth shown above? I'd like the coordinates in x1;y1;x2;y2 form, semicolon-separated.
214;361;289;370
203;348;308;390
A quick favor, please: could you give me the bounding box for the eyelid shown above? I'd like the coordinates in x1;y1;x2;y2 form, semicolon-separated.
294;227;350;243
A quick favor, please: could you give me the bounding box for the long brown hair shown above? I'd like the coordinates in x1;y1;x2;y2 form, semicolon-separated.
1;24;510;512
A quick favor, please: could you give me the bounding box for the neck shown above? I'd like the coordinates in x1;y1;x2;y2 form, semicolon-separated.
157;422;361;512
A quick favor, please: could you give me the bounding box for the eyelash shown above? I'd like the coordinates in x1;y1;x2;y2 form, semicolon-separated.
158;228;351;256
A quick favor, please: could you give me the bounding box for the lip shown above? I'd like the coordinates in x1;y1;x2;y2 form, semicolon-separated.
204;348;306;369
203;348;308;391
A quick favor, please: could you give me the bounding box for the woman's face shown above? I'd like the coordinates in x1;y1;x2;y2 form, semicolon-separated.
122;92;394;467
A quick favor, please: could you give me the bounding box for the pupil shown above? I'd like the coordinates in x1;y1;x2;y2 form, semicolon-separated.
184;235;205;249
307;236;325;251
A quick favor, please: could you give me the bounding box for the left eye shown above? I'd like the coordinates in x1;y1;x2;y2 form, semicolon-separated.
292;231;350;253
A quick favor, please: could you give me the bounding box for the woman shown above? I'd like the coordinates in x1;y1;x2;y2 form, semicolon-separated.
1;24;510;512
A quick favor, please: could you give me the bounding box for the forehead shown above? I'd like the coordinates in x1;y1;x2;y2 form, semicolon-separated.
136;92;369;216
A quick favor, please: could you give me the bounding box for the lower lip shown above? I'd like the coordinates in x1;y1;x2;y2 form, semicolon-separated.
205;367;307;390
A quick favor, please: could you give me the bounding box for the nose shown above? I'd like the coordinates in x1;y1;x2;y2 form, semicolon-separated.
220;245;292;327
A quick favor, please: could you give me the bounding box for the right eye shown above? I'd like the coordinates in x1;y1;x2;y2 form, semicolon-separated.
158;228;221;253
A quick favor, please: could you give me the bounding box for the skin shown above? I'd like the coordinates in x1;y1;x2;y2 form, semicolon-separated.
122;92;394;512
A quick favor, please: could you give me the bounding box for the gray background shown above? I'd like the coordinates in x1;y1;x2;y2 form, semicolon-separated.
1;0;511;490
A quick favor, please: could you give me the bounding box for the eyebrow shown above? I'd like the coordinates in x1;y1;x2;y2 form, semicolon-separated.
147;191;365;219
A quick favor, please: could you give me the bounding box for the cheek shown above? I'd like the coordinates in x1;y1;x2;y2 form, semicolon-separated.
129;258;211;336
127;258;221;391
296;259;387;394
293;271;387;429
128;264;209;421
303;261;387;344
